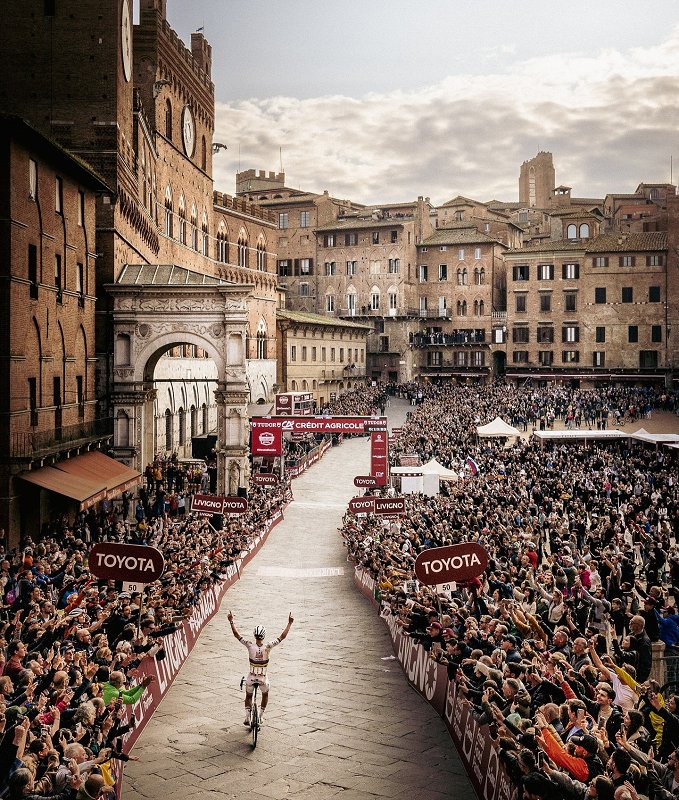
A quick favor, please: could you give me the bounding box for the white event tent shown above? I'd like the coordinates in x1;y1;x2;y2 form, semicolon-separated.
391;458;458;496
476;417;521;438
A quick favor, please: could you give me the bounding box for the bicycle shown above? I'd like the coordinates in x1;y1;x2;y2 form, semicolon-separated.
240;676;261;747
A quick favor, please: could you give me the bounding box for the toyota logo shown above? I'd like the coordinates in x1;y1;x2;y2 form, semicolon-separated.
259;432;275;446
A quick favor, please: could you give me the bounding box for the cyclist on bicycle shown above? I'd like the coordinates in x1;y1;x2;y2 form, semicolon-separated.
227;610;294;726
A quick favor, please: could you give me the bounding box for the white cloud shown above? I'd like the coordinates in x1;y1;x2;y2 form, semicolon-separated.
213;26;679;205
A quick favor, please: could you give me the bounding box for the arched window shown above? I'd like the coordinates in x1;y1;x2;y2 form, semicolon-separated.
462;268;468;285
238;233;248;267
190;405;197;438
480;268;485;284
178;194;186;245
370;286;380;311
191;203;198;250
256;239;266;271
457;268;463;286
567;223;577;239
201;136;207;171
462;300;467;316
201;403;208;434
256;320;267;359
164;186;173;238
291;380;297;391
165;99;173;140
474;268;479;285
479;299;485;316
302;380;308;390
474;299;479;316
165;409;173;450
579;223;590;239
178;407;185;446
202;211;209;256
216;222;228;263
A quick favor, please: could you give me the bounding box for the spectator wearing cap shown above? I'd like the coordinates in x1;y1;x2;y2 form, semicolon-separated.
501;635;522;664
536;710;606;783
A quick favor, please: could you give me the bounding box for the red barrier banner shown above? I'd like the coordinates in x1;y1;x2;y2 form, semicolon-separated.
370;431;389;486
348;496;375;514
251;416;387;435
354;475;378;488
251;473;278;486
353;566;517;800
373;496;405;515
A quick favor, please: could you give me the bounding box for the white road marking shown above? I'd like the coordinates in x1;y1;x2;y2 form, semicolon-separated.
256;566;346;577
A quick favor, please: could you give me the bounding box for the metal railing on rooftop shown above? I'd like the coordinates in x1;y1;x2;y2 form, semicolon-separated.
11;417;114;459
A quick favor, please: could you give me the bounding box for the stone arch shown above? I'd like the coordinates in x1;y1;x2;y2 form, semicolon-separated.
136;333;225;384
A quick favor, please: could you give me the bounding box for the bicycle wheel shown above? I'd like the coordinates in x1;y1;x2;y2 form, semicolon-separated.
251;701;259;748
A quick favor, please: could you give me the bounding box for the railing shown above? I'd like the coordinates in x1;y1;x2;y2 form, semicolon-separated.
11;417;114;459
411;330;487;347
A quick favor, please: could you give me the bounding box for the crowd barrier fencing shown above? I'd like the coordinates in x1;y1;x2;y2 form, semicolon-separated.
115;505;286;793
286;437;333;478
354;566;518;800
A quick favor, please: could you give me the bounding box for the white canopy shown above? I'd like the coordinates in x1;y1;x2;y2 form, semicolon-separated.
420;458;459;480
631;430;679;444
477;417;521;437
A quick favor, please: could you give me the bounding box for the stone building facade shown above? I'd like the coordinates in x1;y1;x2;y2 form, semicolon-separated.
0;115;111;539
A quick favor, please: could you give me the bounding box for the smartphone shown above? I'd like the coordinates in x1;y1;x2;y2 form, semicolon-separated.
536;751;544;768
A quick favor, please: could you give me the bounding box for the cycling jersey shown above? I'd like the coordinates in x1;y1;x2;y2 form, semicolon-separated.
239;637;281;676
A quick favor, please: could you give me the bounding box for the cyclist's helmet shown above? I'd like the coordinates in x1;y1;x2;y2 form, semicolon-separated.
253;625;266;640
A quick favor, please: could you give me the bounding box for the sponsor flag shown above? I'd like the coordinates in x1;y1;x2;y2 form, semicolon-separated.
466;456;479;476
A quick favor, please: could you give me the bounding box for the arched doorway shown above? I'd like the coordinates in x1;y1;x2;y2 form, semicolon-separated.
107;264;252;493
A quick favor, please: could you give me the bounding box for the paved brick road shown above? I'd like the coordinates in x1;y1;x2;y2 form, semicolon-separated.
125;399;475;800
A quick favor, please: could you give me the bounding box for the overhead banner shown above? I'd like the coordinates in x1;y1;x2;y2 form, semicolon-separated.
370;430;389;486
251;415;387;437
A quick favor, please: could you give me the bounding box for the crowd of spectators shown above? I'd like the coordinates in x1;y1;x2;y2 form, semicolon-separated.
343;382;679;800
0;472;291;799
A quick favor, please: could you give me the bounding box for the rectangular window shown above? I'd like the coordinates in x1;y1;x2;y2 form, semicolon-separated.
325;261;336;276
372;231;380;244
321;347;326;361
77;190;84;226
540;294;552;313
484;223;491;233
455;351;469;367
646;255;662;266
301;346;307;361
379;337;390;353
538;351;553;366
562;350;580;363
326;294;335;312
331;348;336;362
595;326;606;343
652;325;662;343
593;256;609;267
472;351;485;367
619;256;635;267
290;345;297;361
340;348;345;361
513;327;529;343
300;211;310;228
76;375;84;419
513;265;529;281
299;283;309;296
564;292;577;312
389;292;397;311
312;347;317;361
29;159;38;200
371;292;380;311
388;258;400;274
55;176;63;213
419;265;428;282
593;352;605;367
537;326;554;343
300;258;312;274
278;260;291;276
494;328;506;344
346;260;356;276
458;248;465;261
28;244;38;299
419;296;428;313
391;230;398;243
640;351;658;368
594;287;606;304
562;263;579;279
515;294;527;313
428;351;442;366
347;293;356;313
474;247;481;260
622;287;633;303
628;325;638;343
345;232;358;246
512;351;528;364
562;326;579;343
324;233;335;247
28;377;38;426
278;212;288;229
649;286;661;302
438;264;447;281
538;264;554;281
440;246;447;252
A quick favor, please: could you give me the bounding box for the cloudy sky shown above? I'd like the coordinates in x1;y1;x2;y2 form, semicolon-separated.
161;1;679;205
